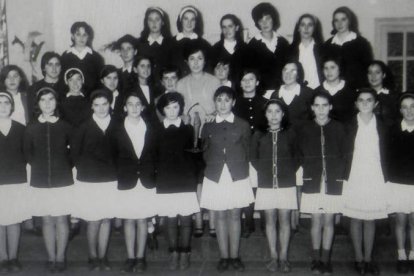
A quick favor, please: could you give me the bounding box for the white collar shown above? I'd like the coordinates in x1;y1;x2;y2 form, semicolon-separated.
113;89;119;97
176;32;198;41
125;116;146;128
255;31;279;52
331;31;357;46
299;39;315;51
66;46;93;60
223;80;232;88
279;84;301;98
93;113;111;131
148;35;164;45
357;113;376;127
402;120;414;133
38;115;59;123
323;80;345;96
377;88;389;95
216;112;235;123
66;91;85;98
122;65;133;73
0;119;12;136
163;118;182;128
223;39;237;54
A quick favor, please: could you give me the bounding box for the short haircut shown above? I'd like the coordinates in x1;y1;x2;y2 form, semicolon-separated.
367;60;395;91
123;91;143;107
282;60;305;85
100;64;119;80
156;92;185;116
70;21;94;47
113;34;138;51
240;68;260;82
213;86;236;101
355;87;378;102
35;87;59;117
40;52;61;77
183;39;207;62
132;55;152;69
90;89;113;105
160;65;181;79
321;56;344;78
399;92;414;108
251;2;280;31
64;68;84;83
311;91;333;105
0;91;15;115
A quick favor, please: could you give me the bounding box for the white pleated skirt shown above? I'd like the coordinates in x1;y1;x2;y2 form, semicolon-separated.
157;192;200;217
300;192;343;214
388;182;414;214
255;187;298;210
72;180;118;221
29;184;74;217
114;180;157;220
0;183;31;225
200;164;254;211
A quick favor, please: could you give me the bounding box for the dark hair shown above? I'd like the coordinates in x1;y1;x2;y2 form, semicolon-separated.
156;92;184;116
100;65;119;80
70;21;94;47
263;99;290;129
140;7;172;39
251;2;280;31
331;6;360;35
35;87;59;117
0;91;15;115
133;55;154;84
160;65;181;79
291;14;324;47
214;56;232;71
113;34;138;51
219;14;244;43
183;39;207;62
367;60;395;91
356;87;378;102
176;6;204;37
40;52;61;77
311;91;333;105
240;68;261;82
213;86;236;100
90;89;113;105
0;65;29;92
399;92;414;108
64;68;84;83
282;60;305;85
123;91;144;107
321;56;344;79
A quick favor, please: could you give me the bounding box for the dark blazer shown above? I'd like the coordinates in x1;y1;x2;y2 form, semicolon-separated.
250;128;298;188
0;121;27;185
60;95;92;128
72;118;117;183
201;115;250;183
19;92;30;124
376;92;399;127
298;120;347;195
128;83;161;125
344;116;389;181
117;68;137;96
233;94;268;133
111;119;156;190
24;119;74;188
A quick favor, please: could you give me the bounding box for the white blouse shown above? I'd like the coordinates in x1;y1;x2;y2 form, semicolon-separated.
124;117;147;159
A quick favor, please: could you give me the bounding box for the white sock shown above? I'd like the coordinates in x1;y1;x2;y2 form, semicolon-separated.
408;250;414;260
398;249;407;260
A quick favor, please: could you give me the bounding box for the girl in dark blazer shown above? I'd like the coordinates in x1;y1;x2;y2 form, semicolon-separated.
315;56;356;123
24;87;74;273
388;93;414;273
289;14;324;89
113;35;138;95
112;92;157;273
342;88;389;275
0;65;29;125
246;2;289;91
71;89;117;271
251;99;298;273
200;87;253;272
323;7;373;88
100;65;124;120
155;92;199;271
0;91;29;273
298;91;347;274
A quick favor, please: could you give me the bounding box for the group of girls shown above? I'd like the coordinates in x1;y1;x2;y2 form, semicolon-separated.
0;1;412;275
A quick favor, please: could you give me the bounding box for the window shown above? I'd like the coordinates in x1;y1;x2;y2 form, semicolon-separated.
376;18;414;92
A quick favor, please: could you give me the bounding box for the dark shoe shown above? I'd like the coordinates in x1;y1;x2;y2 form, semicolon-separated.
266;259;278;272
280;260;291;273
121;258;136;273
179;252;191;270
209;228;217;238
322;262;333;275
147;232;158;250
8;259;22;272
217;258;229;272
99;258;111;271
365;262;380;275
45;261;55;273
169;251;179;271
55;261;66;273
311;260;323;274
397;260;409;274
230;258;245;272
135;258;147;273
0;261;9;274
193;227;204;238
88;258;100;271
354;261;365;275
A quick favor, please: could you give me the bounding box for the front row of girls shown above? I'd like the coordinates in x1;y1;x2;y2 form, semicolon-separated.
1;84;414;274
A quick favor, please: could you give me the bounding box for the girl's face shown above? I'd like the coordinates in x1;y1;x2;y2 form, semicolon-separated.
120;42;137;63
215;94;234;116
101;72;119;92
323;61;340;82
221;18;238;40
72;27;89;48
182;11;196;33
187;50;205;74
298;17;315;40
214;63;230;82
44;57;61;80
5;70;21;92
38;93;57;116
161;72;178;91
136;59;151;80
356;93;377;114
333;12;350;34
265;103;283;128
0;96;12;118
258;14;274;33
147;11;163;34
282;63;299;86
400;98;414;122
311;96;332;121
241;73;259;94
163;101;180;121
367;64;385;88
125;96;144;118
67;73;83;93
92;97;110;118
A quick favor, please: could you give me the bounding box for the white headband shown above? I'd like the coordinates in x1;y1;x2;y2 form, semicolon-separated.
0;91;13;103
179;6;198;21
148;6;164;17
64;68;85;83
